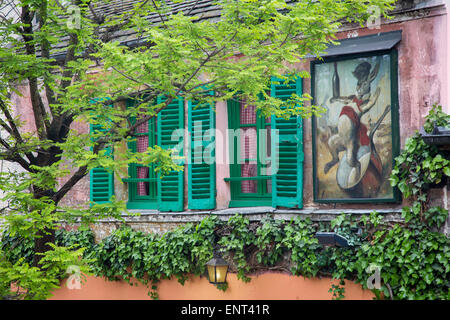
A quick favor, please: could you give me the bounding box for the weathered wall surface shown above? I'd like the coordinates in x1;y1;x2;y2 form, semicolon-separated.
49;272;375;300
3;81;92;209
299;6;449;211
1;3;449;238
447;0;450;112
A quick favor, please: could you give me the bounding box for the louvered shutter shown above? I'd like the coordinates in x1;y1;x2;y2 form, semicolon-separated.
157;96;185;211
89;123;114;204
271;76;304;208
188;95;216;209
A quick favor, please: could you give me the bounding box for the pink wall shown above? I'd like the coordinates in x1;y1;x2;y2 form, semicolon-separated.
446;2;450;112
50;272;375;300
215;101;232;209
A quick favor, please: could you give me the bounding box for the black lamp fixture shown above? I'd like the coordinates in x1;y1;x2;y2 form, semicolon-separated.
420;122;450;187
420;121;450;147
206;234;229;285
206;255;229;285
315;232;350;247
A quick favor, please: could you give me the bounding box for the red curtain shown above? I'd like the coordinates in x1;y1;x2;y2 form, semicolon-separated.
240;103;257;193
136;120;149;196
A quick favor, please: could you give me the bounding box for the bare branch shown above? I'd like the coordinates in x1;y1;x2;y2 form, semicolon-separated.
0;98;36;164
151;0;170;30
0;137;33;172
52;165;88;204
186;0;201;16
111;66;153;89
52;132;109;204
87;2;104;24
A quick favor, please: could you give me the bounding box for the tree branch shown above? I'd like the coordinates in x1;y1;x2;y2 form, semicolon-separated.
52;137;106;204
38;1;58;121
0;136;33;172
0;98;36;164
151;0;169;28
19;4;50;140
52;164;88;204
111;66;153;89
186;0;201;16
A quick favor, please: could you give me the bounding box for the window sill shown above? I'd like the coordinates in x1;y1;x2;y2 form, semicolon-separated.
99;207;403;225
126;201;158;210
228;199;272;207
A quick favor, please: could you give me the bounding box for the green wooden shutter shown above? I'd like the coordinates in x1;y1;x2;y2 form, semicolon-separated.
89;123;114;204
271;76;304;208
188;94;216;209
157;96;185;211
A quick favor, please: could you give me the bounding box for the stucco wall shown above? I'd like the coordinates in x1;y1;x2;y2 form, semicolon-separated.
445;0;450;111
49;272;375;300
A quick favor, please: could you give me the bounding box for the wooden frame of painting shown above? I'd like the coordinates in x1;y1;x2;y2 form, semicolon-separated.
311;49;401;203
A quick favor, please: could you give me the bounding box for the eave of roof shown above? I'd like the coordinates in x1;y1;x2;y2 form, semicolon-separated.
27;0;445;61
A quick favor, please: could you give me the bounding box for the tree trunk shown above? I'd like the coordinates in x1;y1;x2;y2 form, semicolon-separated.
32;187;57;268
33;228;56;268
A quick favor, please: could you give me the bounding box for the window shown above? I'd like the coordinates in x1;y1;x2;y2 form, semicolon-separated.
227;99;273;207
89;80;304;211
123;96;185;211
89;95;210;212
309;31;402;203
126;112;158;209
226;76;304;208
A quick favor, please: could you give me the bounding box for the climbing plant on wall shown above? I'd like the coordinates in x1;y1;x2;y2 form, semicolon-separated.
1;105;449;300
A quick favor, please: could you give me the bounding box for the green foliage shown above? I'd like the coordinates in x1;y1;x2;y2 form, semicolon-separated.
423;103;450;134
255;216;285;266
55;228;96;252
390;132;450;199
367;106;450;299
88;216;220;298
2;208;449;300
329;279;346;300
1;227;96;265
353;224;450;300
0;253;60;300
218;214;256;282
321;214;363;281
282;217;321;277
1;231;35;265
390;107;449;232
88;225;157;283
0;242;90;300
37;243;93;282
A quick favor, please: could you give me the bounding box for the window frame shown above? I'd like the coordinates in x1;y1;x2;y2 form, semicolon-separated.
310;48;401;204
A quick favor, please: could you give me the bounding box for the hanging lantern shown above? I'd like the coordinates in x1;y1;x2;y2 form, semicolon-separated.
206;256;229;284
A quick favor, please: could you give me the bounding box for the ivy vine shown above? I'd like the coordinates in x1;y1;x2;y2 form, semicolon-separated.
2;209;449;300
